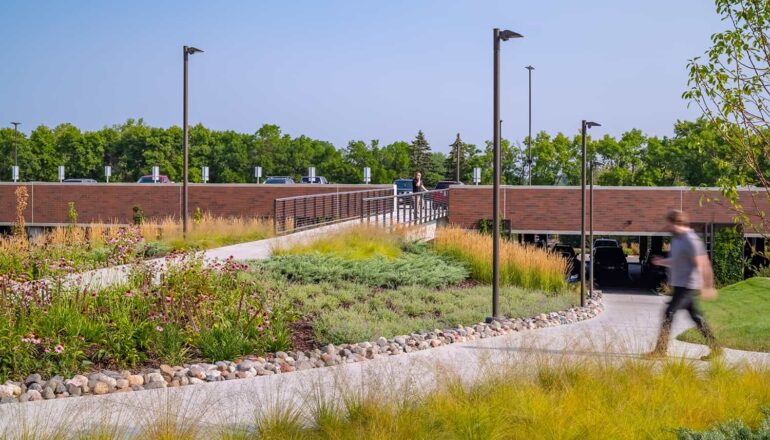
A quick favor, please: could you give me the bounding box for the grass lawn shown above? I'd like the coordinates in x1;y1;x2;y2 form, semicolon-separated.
677;277;770;352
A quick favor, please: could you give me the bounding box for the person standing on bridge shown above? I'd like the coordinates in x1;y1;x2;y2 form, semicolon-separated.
644;209;721;361
412;171;427;220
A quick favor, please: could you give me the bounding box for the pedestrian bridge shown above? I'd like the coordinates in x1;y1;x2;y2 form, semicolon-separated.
273;188;449;235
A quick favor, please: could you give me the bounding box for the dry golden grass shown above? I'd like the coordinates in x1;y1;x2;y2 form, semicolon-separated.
434;226;568;293
154;213;273;250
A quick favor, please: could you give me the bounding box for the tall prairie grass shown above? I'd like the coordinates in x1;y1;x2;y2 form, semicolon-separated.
273;225;404;260
150;213;273;250
0;215;273;278
434;226;568;293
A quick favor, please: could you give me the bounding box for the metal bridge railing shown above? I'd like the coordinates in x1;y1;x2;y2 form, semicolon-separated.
273;188;394;235
362;189;449;227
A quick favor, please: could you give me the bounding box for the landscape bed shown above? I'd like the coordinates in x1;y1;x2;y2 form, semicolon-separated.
0;211;273;280
0;226;589;404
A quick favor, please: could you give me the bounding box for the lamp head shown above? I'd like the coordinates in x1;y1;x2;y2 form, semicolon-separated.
185;46;204;55
585;121;601;128
525;65;535;71
499;30;523;41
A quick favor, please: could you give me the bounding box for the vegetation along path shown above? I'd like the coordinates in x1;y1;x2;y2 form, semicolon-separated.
2;290;768;436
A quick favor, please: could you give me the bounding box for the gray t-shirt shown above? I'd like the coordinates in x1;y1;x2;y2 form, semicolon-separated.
668;229;707;289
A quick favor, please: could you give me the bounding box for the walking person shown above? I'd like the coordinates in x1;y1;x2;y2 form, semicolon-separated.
412;171;427;221
644;209;722;360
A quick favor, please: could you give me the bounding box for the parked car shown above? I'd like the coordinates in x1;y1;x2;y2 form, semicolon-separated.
264;176;295;184
592;246;629;285
137;175;170;183
300;176;328;184
593;238;620;248
641;250;668;289
432;180;463;207
62;178;97;183
394;178;414;205
551;244;579;276
394;178;413;195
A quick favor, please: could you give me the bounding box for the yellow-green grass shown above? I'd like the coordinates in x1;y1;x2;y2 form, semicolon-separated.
35;360;770;440
272;225;404;260
677;277;770;352
250;361;770;439
434;226;568;293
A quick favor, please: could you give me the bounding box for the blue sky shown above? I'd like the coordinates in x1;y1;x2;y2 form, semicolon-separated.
0;1;725;153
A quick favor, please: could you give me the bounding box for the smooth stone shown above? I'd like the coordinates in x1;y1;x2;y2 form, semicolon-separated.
66;375;88;388
92;382;110;395
144;381;167;390
24;374;42;386
67;384;82;396
127;375;144;386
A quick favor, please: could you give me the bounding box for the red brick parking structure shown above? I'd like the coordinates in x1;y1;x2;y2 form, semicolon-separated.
2;183;767;235
447;185;769;236
0;183;393;226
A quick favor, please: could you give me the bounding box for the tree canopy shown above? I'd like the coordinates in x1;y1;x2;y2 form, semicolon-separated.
0;118;759;189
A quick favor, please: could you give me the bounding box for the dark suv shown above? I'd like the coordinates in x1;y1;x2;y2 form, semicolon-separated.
641;251;668;289
551;244;579;276
592;246;629;285
432;180;463;207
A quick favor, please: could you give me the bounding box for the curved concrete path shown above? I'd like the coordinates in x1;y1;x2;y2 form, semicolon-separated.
1;291;768;437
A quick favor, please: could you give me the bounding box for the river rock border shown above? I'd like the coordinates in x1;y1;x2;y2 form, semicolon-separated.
0;293;603;404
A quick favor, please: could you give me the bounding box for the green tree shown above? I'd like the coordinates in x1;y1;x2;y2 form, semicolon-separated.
409;130;431;175
684;0;770;235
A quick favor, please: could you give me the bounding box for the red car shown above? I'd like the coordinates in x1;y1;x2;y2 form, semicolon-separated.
432;180;463;207
137;175;171;183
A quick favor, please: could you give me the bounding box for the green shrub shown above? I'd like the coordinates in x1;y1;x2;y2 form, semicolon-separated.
676;410;770;439
197;324;254;362
150;324;189;366
712;227;745;286
259;253;468;289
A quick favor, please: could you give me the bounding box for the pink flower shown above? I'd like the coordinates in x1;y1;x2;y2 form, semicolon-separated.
54;344;64;353
156;326;164;332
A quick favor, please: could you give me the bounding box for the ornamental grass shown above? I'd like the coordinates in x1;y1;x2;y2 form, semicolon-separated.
434;226;568;293
272;225;405;260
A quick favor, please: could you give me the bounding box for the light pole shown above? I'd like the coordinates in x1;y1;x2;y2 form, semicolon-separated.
10;122;21;169
525;66;534;185
183;45;203;239
489;28;523;323
580;120;600;307
589;157;602;298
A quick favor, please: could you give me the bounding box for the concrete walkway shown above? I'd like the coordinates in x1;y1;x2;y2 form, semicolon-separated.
2;291;768;437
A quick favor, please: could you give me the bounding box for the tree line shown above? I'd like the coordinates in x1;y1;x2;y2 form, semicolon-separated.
0;117;750;187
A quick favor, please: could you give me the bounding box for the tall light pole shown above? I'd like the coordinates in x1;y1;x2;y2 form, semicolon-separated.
580;120;600;307
589;157;601;298
183;45;203;239
10;122;21;169
489;28;523;323
525;66;534;185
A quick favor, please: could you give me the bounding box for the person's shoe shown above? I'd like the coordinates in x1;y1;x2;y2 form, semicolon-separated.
641;349;667;360
700;347;724;361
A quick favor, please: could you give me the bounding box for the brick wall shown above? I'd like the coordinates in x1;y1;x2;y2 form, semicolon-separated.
3;183;766;234
0;183;392;225
448;186;769;234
